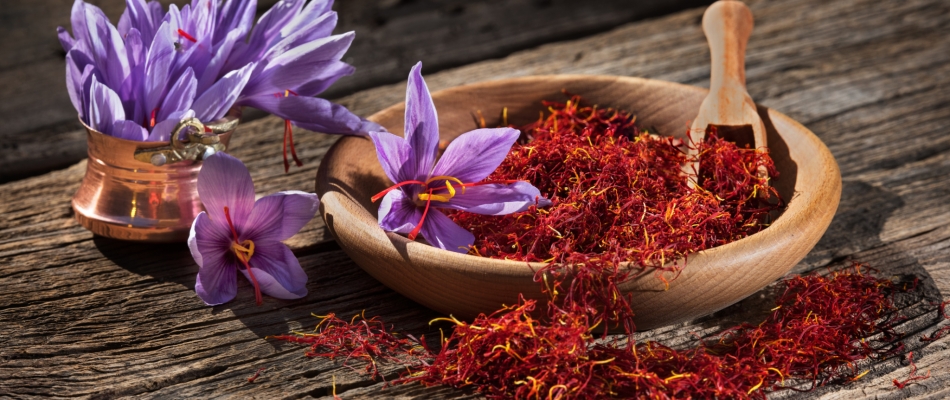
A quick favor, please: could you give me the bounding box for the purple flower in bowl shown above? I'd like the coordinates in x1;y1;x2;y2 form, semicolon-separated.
369;62;552;253
59;0;378;170
188;152;319;305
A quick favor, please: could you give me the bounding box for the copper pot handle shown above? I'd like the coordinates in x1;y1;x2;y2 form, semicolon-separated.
133;117;238;166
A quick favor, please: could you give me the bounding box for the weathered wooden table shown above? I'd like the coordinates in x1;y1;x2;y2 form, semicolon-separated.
3;0;950;397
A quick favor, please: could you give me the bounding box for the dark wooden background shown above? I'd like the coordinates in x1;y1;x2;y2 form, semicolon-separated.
3;0;950;398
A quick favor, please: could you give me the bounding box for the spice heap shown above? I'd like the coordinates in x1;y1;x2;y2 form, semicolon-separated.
275;98;921;398
454;96;780;270
277;268;908;398
451;96;781;331
405;267;903;398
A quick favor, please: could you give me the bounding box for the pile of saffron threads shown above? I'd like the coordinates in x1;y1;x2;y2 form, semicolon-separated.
273;98;921;398
276;267;910;398
455;95;780;270
451;95;781;330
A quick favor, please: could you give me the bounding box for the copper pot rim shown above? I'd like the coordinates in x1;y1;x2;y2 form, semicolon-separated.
77;106;243;148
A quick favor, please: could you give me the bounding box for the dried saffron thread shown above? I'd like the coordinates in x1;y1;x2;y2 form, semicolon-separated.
454;95;779;269
275;268;910;399
269;312;429;381
451;95;780;330
275;97;915;398
892;351;931;389
277;89;303;173
920;300;950;342
247;367;267;383
177;28;197;43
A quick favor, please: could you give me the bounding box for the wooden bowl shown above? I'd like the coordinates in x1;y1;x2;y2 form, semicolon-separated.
315;75;841;330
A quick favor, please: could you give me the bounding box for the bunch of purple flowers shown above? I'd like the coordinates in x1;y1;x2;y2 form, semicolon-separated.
59;0;377;170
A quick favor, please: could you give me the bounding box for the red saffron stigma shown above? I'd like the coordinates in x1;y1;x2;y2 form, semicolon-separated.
247;367;266;383
408;188;433;240
271;312;428;381
275;95;925;398
282;120;303;173
223;206;263;305
149;108;158;128
286;120;303;169
177;28;197;43
893;351;931;389
371;180;427;202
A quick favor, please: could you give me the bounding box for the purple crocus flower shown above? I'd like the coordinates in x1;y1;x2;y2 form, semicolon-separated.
188;152;319;305
369;63;551;253
59;0;378;170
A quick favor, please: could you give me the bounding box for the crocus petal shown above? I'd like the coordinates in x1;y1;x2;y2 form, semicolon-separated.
123;0;158;44
440;181;549;215
197;27;244;94
87;75;125;134
66;50;96;119
378;189;423;235
214;0;257;45
148;110;194;142
262;11;340;62
190;212;239;305
243;32;354;97
280;0;333;38
193;62;255;122
197;152;256;231
122;28;145;121
360;119;387;135
57;26;75;52
157;67;197;122
69;0;91;53
143;22;176;116
78;64;100;122
112;120;148;141
241;243;308;300
242;191;320;242
369;130;416;184
224;0;304;72
291;61;354;97
431;127;520;183
404;62;440;177
82;5;130;90
419;210;475;253
238;95;366;135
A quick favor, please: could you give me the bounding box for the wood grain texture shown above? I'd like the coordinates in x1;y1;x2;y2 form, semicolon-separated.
3;0;950;397
0;0;710;183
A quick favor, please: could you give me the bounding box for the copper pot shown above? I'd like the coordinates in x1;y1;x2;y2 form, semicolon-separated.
72;108;241;242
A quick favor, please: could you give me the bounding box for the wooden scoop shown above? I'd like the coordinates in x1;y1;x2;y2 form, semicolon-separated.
686;0;767;184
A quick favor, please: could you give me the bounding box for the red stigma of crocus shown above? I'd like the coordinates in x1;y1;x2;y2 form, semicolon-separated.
282;120;303;173
149;108;159;128
177;28;197;43
223;206;263;305
408;188;434;240
277;89;302;173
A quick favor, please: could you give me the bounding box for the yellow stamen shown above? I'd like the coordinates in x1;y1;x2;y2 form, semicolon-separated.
231;239;255;263
425;175;466;191
418;179;460;202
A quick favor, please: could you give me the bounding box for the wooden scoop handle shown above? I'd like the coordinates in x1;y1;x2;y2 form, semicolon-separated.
705;0;753;99
687;1;767;183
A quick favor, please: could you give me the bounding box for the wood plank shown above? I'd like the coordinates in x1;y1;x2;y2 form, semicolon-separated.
0;0;709;182
3;0;950;397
